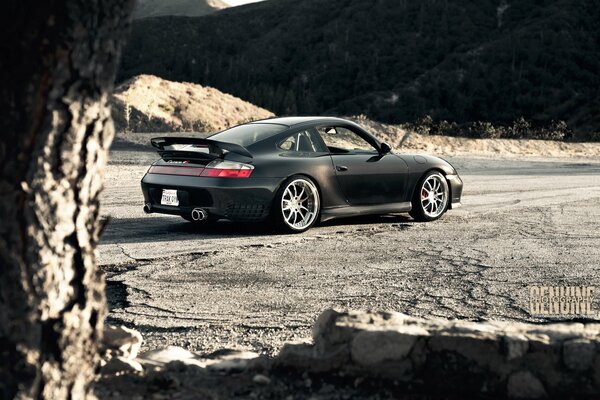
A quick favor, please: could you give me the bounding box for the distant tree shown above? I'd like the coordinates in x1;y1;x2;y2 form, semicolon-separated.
283;89;298;115
119;0;600;139
0;0;134;398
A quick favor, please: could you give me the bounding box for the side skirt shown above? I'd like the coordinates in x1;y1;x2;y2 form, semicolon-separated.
320;202;412;222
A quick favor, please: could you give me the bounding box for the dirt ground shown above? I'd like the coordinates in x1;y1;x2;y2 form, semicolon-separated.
100;137;600;359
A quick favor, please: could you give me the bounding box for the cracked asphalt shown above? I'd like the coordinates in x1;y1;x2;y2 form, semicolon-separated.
100;146;600;356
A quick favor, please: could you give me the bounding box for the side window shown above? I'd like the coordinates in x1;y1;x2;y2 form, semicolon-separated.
318;126;377;153
278;128;325;153
279;135;296;151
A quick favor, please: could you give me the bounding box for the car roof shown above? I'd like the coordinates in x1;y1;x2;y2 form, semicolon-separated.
249;116;350;127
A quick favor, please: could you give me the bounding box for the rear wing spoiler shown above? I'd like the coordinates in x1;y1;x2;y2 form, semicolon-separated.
150;137;253;160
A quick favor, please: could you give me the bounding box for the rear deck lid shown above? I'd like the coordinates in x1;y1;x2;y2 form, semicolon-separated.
151;137;253;164
149;137;254;178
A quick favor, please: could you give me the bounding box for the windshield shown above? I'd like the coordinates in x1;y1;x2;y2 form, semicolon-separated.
209;123;287;147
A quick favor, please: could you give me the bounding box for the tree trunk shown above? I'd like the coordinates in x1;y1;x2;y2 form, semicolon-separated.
0;1;134;398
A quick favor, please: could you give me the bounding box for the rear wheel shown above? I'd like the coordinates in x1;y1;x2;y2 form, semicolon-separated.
273;176;320;233
410;171;449;222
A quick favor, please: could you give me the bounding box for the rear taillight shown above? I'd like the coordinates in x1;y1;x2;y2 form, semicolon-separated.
147;160;254;178
148;165;204;176
201;160;254;178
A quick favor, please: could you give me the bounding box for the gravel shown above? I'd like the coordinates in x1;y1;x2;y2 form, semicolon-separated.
100;146;600;357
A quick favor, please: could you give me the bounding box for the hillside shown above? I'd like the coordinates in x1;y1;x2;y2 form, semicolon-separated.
132;0;227;19
119;0;600;140
346;116;600;159
111;75;273;132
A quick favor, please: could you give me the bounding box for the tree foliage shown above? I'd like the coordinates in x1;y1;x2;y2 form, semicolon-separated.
119;0;600;140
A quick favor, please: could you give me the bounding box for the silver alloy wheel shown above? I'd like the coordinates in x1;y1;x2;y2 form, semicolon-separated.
281;178;320;231
420;174;448;218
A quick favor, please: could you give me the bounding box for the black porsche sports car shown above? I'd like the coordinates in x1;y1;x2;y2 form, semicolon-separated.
141;117;463;233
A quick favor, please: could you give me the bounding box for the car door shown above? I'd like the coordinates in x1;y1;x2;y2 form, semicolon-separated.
317;125;408;206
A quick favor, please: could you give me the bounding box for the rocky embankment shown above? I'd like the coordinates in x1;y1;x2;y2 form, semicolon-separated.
97;309;600;399
111;75;273;133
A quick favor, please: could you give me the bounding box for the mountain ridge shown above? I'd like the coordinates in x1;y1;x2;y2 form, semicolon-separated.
119;0;600;139
132;0;228;19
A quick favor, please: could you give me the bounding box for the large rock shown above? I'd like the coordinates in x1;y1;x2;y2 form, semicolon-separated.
102;356;144;375
137;346;261;372
506;370;547;399
277;309;600;398
102;325;143;360
562;338;596;371
138;346;200;367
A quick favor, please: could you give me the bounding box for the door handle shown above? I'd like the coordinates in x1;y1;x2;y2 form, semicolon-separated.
336;165;348;172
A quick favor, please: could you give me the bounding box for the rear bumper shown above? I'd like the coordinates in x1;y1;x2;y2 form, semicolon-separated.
446;174;463;209
141;173;282;222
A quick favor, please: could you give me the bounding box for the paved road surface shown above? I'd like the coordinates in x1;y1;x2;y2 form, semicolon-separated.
100;148;600;354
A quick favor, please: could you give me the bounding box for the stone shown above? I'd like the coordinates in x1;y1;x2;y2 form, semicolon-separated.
205;350;261;371
138;346;201;367
103;325;143;360
443;321;498;337
312;309;355;346
563;338;596;371
138;346;262;371
594;354;600;387
427;335;502;370
350;329;423;366
252;374;271;385
503;334;530;360
506;370;547;399
312;309;340;339
277;342;350;372
275;309;600;397
204;349;259;361
528;323;585;342
164;360;188;372
102;356;144;375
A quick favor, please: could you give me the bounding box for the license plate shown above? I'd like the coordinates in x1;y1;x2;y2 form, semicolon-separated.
160;189;179;206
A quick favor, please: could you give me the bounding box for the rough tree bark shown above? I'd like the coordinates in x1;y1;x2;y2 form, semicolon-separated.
0;1;134;398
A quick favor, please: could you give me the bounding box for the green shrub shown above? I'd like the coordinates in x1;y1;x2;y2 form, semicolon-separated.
403;118;576;141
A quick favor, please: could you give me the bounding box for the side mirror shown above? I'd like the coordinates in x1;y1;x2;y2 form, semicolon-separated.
380;142;392;154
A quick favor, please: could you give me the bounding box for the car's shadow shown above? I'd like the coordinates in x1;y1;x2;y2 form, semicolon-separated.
319;214;412;227
100;214;414;245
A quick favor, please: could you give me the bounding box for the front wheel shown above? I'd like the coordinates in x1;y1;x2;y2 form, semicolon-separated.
273;176;320;233
409;171;449;222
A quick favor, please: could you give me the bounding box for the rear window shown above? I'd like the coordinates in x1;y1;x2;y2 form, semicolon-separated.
208;123;287;147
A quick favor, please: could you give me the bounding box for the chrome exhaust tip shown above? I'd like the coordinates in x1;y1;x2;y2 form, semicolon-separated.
143;203;152;214
191;208;207;221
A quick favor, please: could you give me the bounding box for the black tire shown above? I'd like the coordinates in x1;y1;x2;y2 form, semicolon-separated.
272;175;321;233
409;171;450;222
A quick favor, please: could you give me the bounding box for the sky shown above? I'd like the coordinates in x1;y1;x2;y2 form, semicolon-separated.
224;0;264;6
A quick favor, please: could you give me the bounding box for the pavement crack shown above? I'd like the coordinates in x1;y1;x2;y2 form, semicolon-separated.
116;243;139;262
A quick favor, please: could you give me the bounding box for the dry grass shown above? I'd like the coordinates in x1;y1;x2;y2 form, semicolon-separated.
349;116;600;159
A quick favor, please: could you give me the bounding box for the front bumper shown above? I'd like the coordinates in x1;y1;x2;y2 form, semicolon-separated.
446;174;463;209
141;173;283;222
